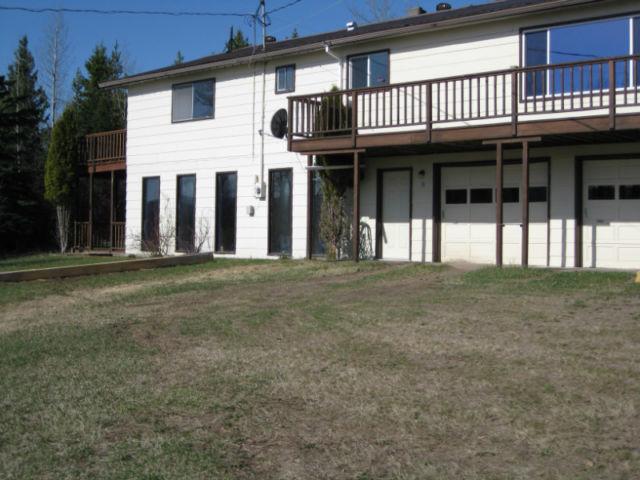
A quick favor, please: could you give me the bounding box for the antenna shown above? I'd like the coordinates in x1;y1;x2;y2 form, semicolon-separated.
260;0;266;50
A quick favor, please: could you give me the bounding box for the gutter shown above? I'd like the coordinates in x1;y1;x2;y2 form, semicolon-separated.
100;0;605;89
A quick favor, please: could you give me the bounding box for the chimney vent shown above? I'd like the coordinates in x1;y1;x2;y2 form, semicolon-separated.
436;2;452;11
265;35;277;43
346;21;357;32
407;6;426;17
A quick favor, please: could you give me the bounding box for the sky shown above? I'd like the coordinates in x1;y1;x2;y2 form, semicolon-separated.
0;0;480;105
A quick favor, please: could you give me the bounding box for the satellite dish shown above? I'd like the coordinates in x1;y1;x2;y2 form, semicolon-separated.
270;108;288;139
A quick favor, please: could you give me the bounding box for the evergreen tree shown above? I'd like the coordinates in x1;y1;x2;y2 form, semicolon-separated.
0;37;51;253
174;50;185;65
72;42;126;137
224;27;250;53
0;75;46;253
44;105;79;252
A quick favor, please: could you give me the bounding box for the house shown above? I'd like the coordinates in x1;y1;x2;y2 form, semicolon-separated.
83;0;639;269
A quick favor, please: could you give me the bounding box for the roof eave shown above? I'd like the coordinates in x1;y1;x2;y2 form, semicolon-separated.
100;0;602;89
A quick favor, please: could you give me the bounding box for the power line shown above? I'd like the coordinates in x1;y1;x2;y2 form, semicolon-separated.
0;5;252;18
267;0;305;15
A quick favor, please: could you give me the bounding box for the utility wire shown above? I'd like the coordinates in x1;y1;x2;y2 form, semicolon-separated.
266;0;304;15
0;5;252;17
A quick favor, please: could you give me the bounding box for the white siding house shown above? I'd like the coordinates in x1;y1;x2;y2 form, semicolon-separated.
95;0;640;269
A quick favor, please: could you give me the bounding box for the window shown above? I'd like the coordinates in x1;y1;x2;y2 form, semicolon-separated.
588;185;615;200
141;177;160;251
215;172;237;253
172;79;215;122
502;187;519;203
529;186;548;203
620;185;640;200
269;169;293;255
470;188;493;204
275;65;295;94
176;175;196;251
523;15;639;95
445;189;467;204
349;51;389;88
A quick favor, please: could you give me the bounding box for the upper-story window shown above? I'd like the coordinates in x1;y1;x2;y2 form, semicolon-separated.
275;64;295;94
348;51;389;89
523;15;640;96
172;79;215;122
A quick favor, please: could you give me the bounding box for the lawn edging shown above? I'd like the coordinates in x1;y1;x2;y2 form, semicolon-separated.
0;252;214;282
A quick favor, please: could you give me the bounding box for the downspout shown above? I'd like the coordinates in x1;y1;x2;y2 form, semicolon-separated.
324;42;343;89
259;60;267;198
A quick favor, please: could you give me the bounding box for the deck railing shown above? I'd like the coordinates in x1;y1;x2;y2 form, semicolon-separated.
73;221;125;251
80;129;126;166
288;55;640;143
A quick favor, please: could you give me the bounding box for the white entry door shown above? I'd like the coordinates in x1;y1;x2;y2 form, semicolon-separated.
380;169;411;261
583;159;640;269
441;163;548;265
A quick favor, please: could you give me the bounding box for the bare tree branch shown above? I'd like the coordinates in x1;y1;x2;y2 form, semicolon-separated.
40;11;71;124
347;0;402;24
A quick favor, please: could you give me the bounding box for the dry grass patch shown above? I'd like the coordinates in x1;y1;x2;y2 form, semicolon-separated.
1;260;639;479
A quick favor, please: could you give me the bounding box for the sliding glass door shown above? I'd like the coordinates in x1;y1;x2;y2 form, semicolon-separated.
141;177;160;251
215;172;237;253
268;169;292;255
176;174;196;252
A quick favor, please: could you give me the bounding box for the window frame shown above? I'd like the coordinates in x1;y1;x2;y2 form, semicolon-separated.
347;49;390;89
521;13;640;97
175;174;197;252
141;176;161;252
275;64;296;94
171;78;216;123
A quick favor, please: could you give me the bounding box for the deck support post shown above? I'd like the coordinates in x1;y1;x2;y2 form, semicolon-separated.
495;142;504;267
353;151;360;262
521;140;530;267
88;170;94;251
306;155;313;260
109;170;115;252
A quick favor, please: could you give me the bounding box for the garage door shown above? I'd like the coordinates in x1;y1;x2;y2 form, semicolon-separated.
583;159;640;269
379;169;412;261
441;163;548;265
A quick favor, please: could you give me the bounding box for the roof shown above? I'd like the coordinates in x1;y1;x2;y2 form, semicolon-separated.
101;0;603;88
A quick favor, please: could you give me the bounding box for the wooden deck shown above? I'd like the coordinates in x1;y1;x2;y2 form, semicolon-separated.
287;55;640;154
80;129;126;172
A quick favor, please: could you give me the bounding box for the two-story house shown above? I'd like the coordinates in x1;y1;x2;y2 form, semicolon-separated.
90;0;639;269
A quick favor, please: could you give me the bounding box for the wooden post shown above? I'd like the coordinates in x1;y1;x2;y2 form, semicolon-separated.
88;170;94;250
426;82;432;142
521;140;530;267
608;59;616;130
306;155;313;260
109;170;115;251
353;151;360;262
352;92;358;148
495;142;503;267
511;71;518;137
287;97;293;151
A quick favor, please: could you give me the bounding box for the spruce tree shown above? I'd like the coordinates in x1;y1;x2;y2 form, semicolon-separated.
224;27;250;53
72;42;126;137
0;37;51;253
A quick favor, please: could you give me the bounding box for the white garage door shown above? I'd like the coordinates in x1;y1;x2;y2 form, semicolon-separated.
583;159;640;269
441;163;548;265
380;169;411;261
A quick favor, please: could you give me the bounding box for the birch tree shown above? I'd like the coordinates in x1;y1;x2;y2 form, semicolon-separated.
41;12;70;125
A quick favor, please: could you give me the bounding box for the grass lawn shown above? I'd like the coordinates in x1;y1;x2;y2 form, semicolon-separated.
1;259;639;479
0;253;131;273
